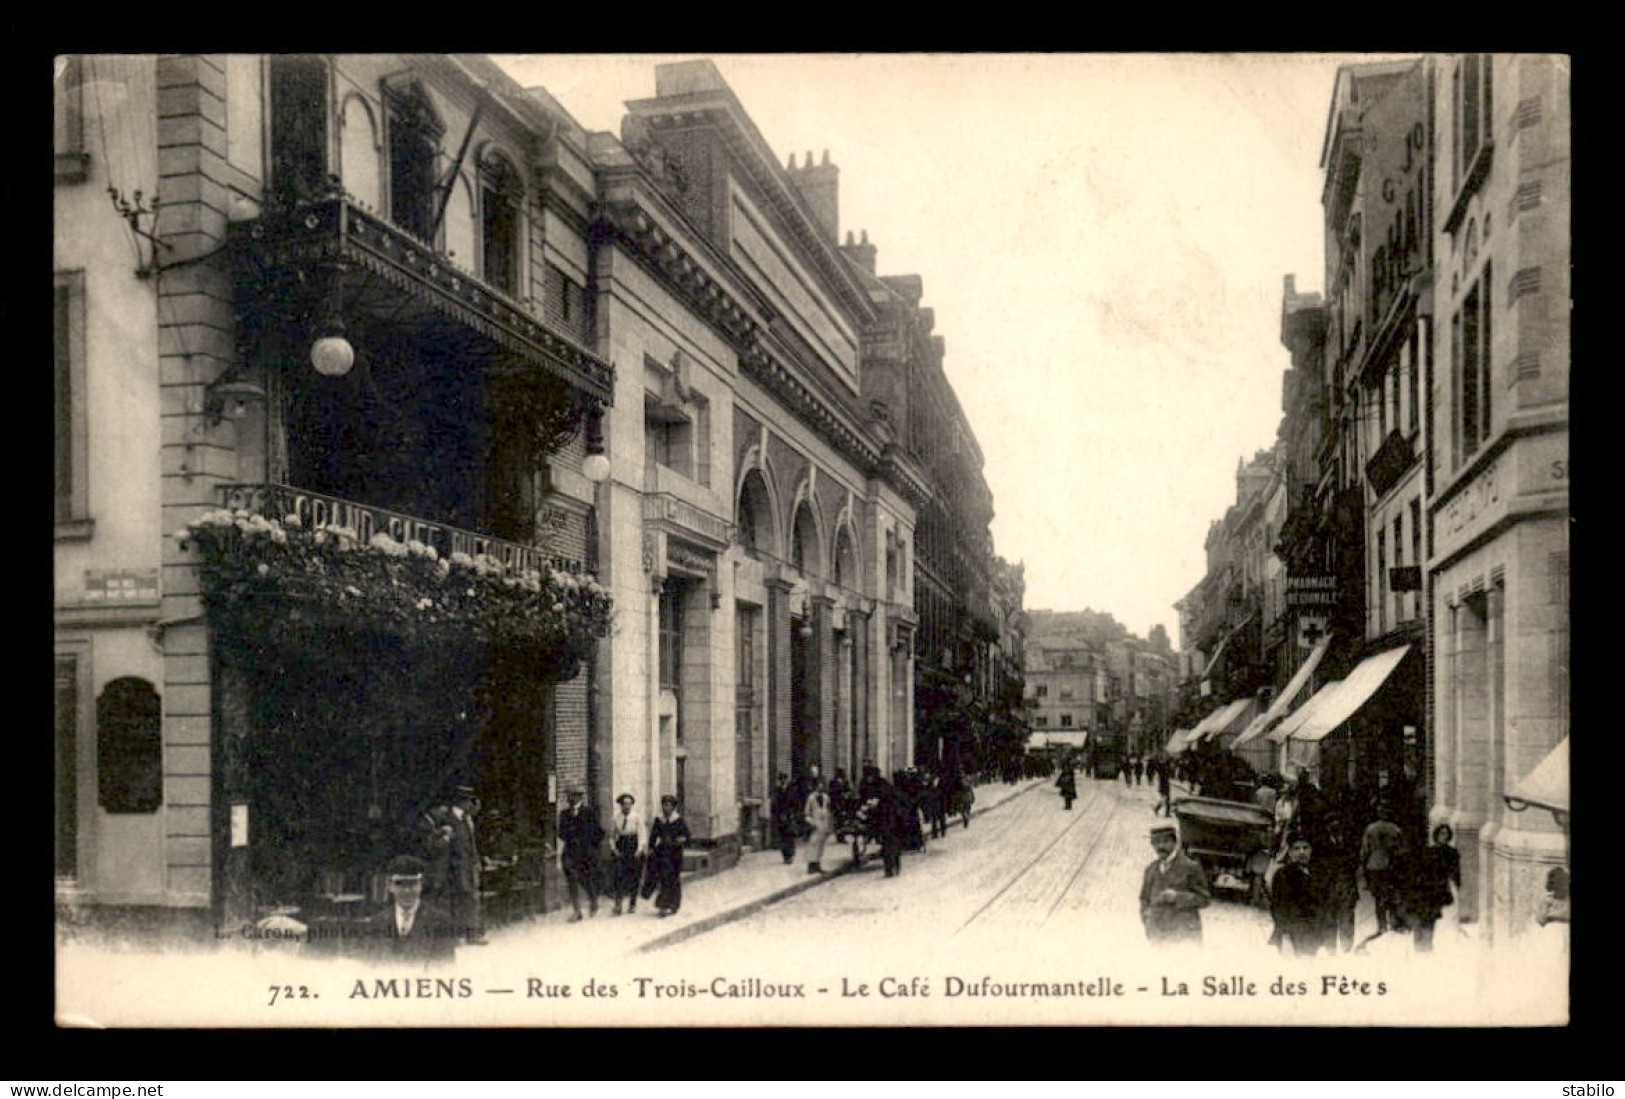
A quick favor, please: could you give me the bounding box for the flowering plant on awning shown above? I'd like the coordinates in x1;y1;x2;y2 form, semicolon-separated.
176;509;613;662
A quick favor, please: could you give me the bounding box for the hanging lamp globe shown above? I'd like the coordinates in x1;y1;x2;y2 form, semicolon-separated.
311;335;356;377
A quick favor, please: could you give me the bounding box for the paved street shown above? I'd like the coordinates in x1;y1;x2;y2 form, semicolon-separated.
646;773;1273;969
55;771;1567;1026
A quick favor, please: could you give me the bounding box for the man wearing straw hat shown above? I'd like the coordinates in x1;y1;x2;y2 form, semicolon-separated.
1139;822;1211;945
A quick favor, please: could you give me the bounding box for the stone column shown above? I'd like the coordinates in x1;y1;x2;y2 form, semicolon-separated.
809;595;835;775
849;609;871;778
764;578;795;787
1452;589;1490;925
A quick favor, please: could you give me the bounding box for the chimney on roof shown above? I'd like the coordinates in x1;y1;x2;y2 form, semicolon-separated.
787;146;839;244
841;228;877;275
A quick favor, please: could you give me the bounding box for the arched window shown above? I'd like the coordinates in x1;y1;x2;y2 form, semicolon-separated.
833;528;856;590
96;677;162;814
737;469;775;557
479;150;523;297
790;503;820;575
385;81;445;243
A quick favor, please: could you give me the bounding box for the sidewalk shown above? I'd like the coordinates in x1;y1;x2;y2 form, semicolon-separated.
493;776;1045;955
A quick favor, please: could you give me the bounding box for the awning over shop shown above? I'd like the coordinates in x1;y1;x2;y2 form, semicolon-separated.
1196;697;1257;742
1032;731;1089;750
1291;644;1412;742
1185;706;1226;743
1165;728;1192;755
1234;637;1331;746
1508;736;1569;814
1268;679;1344;743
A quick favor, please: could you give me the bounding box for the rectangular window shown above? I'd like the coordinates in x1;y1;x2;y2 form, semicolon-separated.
387;87;442;243
692;397;711;489
645;397;694;478
1035;684;1047;698
1456;269;1493;463
1376;529;1387;635
659;582;684;692
480;182;519;297
1453;54;1494;197
1393;513;1405;624
1034;715;1048;728
268;55;329;206
1460;284;1480;458
55;655;78;878
1407;326;1421;436
1461;56;1481;180
1388;360;1402;437
1060;714;1073;728
1409;498;1423;621
54;54;89;182
54;271;90;533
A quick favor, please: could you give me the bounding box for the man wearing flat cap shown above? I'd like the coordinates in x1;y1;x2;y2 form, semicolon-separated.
559;788;604;922
360;854;457;962
1139;822;1211;945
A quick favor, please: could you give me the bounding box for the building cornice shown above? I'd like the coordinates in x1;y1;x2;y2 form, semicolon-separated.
625;94;876;326
595;180;772;352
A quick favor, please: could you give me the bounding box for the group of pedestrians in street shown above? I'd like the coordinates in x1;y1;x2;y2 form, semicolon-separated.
1136;761;1467;955
773;761;974;880
559;789;692;920
1261;779;1464;955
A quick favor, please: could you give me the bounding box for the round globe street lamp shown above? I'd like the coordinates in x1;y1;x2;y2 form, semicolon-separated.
582;405;611;483
310;263;355;377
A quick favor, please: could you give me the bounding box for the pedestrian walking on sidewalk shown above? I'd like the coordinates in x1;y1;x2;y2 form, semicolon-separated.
1359;802;1408;938
1406;823;1461;952
558;789;604;922
1317;807;1361;953
873;775;906;878
445;785;487;945
1139;823;1210;945
1270;834;1328;955
609;793;646;916
645;795;691;917
1057;765;1077;811
1154;758;1174;817
1133;757;1144;786
772;773;799;865
804;779;833;874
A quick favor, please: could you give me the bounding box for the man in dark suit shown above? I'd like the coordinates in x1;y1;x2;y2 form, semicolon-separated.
445;785;487;944
358;855;457;963
558;788;604;922
1139;823;1211;945
771;773;800;865
1270;833;1327;955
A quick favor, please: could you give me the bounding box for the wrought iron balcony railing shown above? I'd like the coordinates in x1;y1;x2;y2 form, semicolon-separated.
234;195;614;406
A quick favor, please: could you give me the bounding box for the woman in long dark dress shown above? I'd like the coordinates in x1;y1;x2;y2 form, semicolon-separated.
646;795;692;917
1407;822;1462;951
